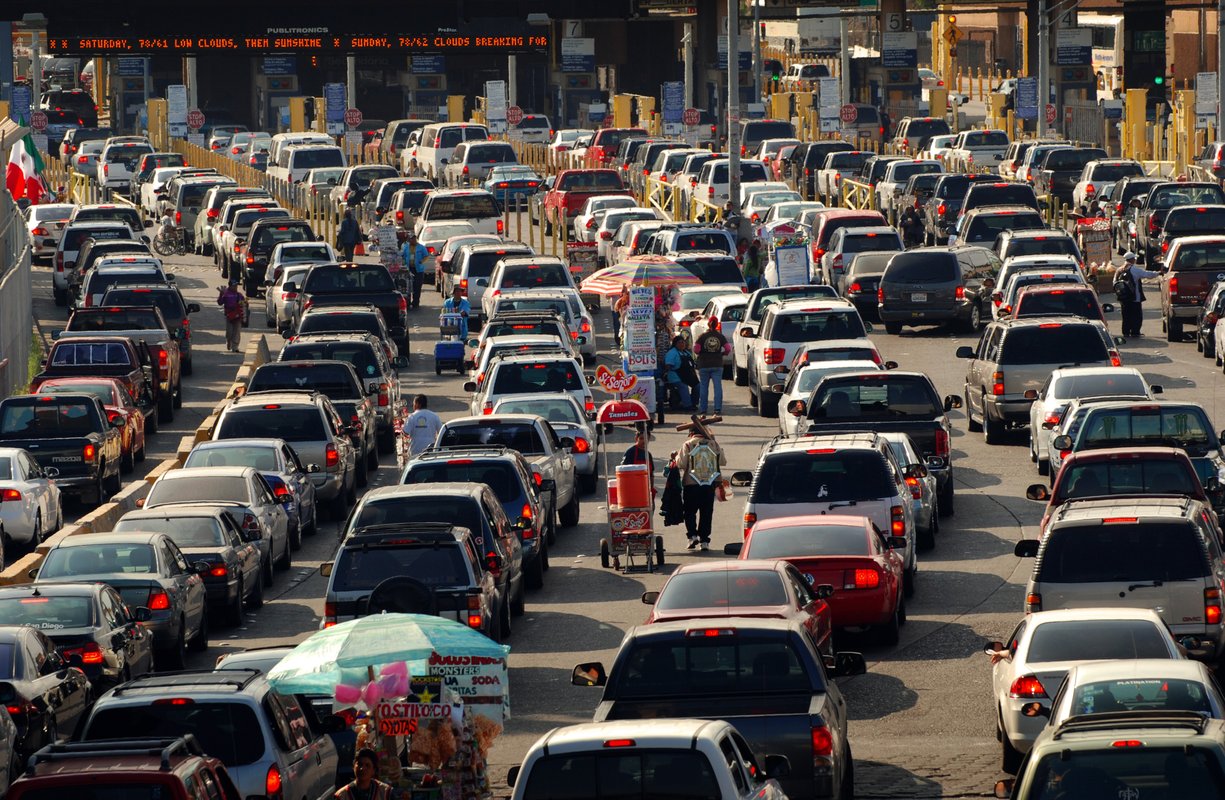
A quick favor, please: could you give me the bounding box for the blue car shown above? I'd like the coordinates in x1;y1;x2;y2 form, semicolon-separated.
483;165;544;208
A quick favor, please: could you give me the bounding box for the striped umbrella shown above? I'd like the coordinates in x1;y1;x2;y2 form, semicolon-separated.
579;255;702;297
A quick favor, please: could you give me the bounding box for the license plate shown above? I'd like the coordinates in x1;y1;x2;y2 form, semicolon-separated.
911;293;928;302
52;456;81;463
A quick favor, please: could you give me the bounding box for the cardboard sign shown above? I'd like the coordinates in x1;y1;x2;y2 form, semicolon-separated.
374;225;401;270
595;365;638;393
610;509;651;531
774;245;811;286
428;651;509;724
377;675;459;734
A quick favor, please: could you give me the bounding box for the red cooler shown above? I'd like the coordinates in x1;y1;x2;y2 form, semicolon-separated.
615;464;651;509
607;479;619;508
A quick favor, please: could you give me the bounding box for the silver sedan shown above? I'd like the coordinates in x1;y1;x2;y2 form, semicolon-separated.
263;264;313;330
492;393;601;495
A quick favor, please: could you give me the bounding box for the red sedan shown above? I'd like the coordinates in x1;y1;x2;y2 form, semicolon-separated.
35;377;146;472
642;559;834;656
730;514;907;645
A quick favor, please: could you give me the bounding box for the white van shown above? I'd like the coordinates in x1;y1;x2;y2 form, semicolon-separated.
414;123;490;182
507;114;552;145
268;132;333;165
269;144;346;184
693;158;771;207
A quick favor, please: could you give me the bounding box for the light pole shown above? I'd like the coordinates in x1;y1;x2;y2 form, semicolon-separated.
1219;0;1225;134
1037;0;1048;136
728;0;741;216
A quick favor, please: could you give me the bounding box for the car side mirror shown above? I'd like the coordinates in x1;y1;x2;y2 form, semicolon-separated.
1020;701;1049;718
393;356;408;368
641;591;659;605
1014;539;1039;558
1101;302;1115;313
739;328;756;339
729;470;753;487
475;278;489;288
42;466;59;479
955;345;975;359
193;561;211;575
763;755;791;780
925;456;946;470
943;394;962;411
814;583;834;599
187;303;201;313
111;417;126;429
995;779;1014;799
1150;384;1163;394
538;479;556;493
283;282;297;293
320;561;334;577
571;662;607;687
305;463;321;473
883;360;898;370
1022;389;1038;401
1026;483;1050;501
1051;434;1072;451
1130;198;1143;208
903;464;927;479
723;542;743;556
829;651;866;677
132;606;153;622
786;399;807;418
463;381;477;392
1113;335;1127;346
507;766;521;788
887;535;908;550
770;384;785;394
559;437;575;451
467;338;479;348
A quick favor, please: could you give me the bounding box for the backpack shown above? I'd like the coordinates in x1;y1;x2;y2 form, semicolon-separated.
1113;269;1136;303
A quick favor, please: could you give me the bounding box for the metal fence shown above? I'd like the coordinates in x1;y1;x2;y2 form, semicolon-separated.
1065;101;1107;148
0;189;33;400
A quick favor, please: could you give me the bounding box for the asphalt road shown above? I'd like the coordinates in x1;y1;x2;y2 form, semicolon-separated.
32;217;1223;798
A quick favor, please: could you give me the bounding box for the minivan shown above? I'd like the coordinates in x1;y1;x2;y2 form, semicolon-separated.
879;245;1001;333
414;123;491;182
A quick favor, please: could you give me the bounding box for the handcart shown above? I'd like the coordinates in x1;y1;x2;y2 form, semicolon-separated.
595;399;665;573
434;312;466;375
1075;217;1115;293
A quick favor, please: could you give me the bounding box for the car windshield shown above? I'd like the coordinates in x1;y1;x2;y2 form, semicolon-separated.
281;343;383;380
754;451;894;503
1039;523;1210;583
303;265;395;292
217;408;327;442
522;751;722;800
39;543;158;577
657;570;787;609
113;516;225;547
614;638;813;698
1026;619;1173;661
495;398;582;425
0;596;94;630
1059;460;1198;500
85;702;265;766
810;378;939;420
439;422;543;454
769;310;866;343
148;476;249;506
183;445;281;472
745;523;870;557
404;462;520;503
1065;678;1213;716
332;544;469;590
1079;407;1213;452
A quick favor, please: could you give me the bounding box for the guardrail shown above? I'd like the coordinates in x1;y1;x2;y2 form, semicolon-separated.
840;178;875;211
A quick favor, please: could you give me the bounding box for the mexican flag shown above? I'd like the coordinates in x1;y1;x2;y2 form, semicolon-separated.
6;121;45;204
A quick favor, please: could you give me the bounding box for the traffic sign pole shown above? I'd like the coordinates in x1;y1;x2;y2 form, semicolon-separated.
727;0;740;217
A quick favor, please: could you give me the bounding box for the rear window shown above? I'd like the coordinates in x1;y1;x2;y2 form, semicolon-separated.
333;543;468;590
68;309;162;331
1026;747;1225;800
85;271;163;297
827;152;871;170
103;289;186;322
711;163;770;183
889;163;942;183
353;498;483;541
966;185;1038;209
677;257;741;283
743;121;796;145
1080;407;1213;453
809;378;939;420
1051;372;1147;399
467;144;517;162
886;252;958;284
248;364;359;399
281;343;382;379
84;701;265;766
48;342;132;367
614;637;812;698
113;516;225;547
425;194;500;219
404;462;521;503
515;116;549;130
0;399;98;437
966;212;1045;241
439;422;543;454
1089;162;1144;182
754;450;893;503
290;148;344;169
501;263;571;289
745;523;869;557
594;130;645;150
63;227;130;250
749;287;833;320
492;362;583;393
303;265;395;293
768;310;865;343
1025;619;1173;662
1014;289;1100;319
903;119;950;138
656;569;787;610
298;312;382;338
495;297;576;320
1164;207;1225;235
1059;460;1198;501
558;172;626;192
234;209;289;232
1039;522;1210;583
216;407;326;442
673;233;733;255
1000;325;1107;365
16;786;193;800
1042;148;1107;171
1005;237;1080;259
349;167;398;188
40;543;157;578
843;232;902;254
147;476;248;506
1174;241;1225;270
0;596;93;630
963;131;1009;147
72;208;140;228
1151;185;1225;209
179;182;227;207
524;751;721;800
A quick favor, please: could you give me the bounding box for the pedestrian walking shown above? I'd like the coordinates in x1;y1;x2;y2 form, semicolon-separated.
217;279;246;352
693;317;729;414
401;232;429;309
337;210;361;261
1114;252;1162;337
404;394;443;456
664;335;698;410
674;422;725;550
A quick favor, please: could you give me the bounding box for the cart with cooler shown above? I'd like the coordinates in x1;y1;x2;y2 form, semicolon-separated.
1075;217;1115;293
595;399;665;573
434;312;466;375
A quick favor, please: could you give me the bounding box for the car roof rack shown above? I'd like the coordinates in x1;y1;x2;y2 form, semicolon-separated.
1052;710;1210;740
415;445;515;459
349;521;458;538
111;668;262;696
28;735;205;772
767;430;879;450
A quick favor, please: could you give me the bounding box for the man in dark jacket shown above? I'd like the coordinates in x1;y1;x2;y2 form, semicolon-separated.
337;210;361;261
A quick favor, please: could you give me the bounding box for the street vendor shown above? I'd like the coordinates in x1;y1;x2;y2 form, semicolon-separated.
443;286;471;340
334;748;394;800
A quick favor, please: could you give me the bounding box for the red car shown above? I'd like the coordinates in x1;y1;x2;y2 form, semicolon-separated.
1008;282;1108;323
642;559;834;656
729;514;907;645
35;376;147;472
1026;446;1213;536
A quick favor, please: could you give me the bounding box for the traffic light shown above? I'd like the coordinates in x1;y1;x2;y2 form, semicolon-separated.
948;14;956;23
1153;75;1165;86
303;96;315;125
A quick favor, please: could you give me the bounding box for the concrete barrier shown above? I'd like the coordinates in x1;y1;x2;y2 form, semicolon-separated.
0;335;271;585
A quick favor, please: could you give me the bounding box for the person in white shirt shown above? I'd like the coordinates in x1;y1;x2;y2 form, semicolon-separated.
404;394;443;456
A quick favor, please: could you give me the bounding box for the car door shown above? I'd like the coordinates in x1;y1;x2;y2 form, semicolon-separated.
29;628;88;736
222;513;261;592
268;690;333;800
164;539;207;639
968;325;1000;419
482;489;522;595
252;474;288;554
101;585;153;677
541;420;575;508
280;443;316;520
14;451;44;529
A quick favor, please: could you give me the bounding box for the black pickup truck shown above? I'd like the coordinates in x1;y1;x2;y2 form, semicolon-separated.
30;337;164;431
787;370;960;514
1133;181;1225;264
1034;146;1107;205
286;262;409;352
573;617;865;800
0;393;123;507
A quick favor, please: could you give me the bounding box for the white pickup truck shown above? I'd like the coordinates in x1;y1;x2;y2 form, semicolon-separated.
943;129;1010;174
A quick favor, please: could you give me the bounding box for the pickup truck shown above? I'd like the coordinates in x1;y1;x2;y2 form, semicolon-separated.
792;370;958;514
942;129;1010;174
923;173;998;246
30;336;164;431
0;393;123;507
1133;181;1225;264
286;262;409;353
1033;146;1107;205
573;617;866;800
542;170;632;235
436;415;580;529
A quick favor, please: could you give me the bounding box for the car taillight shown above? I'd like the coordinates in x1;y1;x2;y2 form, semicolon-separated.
1150;217;1159;233
1170;276;1179;296
1207;588;1222;625
890;505;905;536
743;512;757;539
849;282;862;293
1085;184;1095;195
266;764;283;799
62;642;104;664
708;186;714;197
905;475;922;499
845;568;880;589
399;295;408;314
584;395;595;414
395;210;404;222
1162;240;1170;254
158;348;168;370
1115;202;1123;213
56;253;64;272
467;612;483;629
932;428;950;459
324;602;337;626
954;285;965;300
1109;351;1122;367
207;208;219;219
175;211;181;225
600;231;613;240
992;371;1005;396
1025;592;1042;612
877;286;884;303
937;203;946;215
462;165;469;175
31;227;48;236
1009;676;1047;698
763;348;784;365
482;401;494;415
209;563;228;577
77;155;88;164
0;489;20;502
497;219;504;235
281;291;297;301
378;383;390;407
147;590;171;611
325;444;339;468
83;443;96;462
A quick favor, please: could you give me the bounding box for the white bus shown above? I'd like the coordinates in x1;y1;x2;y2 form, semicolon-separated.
1079;13;1124;97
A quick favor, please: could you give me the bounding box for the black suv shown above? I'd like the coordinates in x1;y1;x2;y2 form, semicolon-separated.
102;283;202;374
923;174;998;245
879;245;1001;333
240;218;317;296
322;522;507;640
278;332;404;453
401;446;551;589
785;141;854;194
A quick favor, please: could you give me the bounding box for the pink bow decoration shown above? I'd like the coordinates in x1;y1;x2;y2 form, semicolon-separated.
334;684;362;705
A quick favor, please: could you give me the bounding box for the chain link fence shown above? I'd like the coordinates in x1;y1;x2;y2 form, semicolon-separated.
0;190;33;401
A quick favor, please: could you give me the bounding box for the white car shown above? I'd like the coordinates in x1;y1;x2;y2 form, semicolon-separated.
673;285;746;338
0;447;63;549
471;335;573;387
140;167;186;216
1044;659;1225;729
492;393;601;493
549;129;591;160
596;208;659;266
752;138;801;167
1015;143;1072;184
989;608;1184;773
737;181;792;207
416;222;478;282
566;134;592;170
1070;158;1145;214
875;159;943;218
759;201;825;230
923;134;958;165
486;289;597;364
996;255;1082;301
264;264;313;330
1026;366;1156;475
693;158;770;208
98;140;153;191
573;195;640;243
465;352;594;418
24;203;74;262
775;360;881;436
687;294;748;376
437;234;505;297
742;190;802;225
264;241;337;284
816;150;872;197
610;220;665;267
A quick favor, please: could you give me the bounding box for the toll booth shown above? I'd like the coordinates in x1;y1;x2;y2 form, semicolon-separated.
112;57;150;135
554;72;601;128
255;72;299;133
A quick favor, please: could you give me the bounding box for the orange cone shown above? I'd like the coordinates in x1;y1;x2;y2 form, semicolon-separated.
354;242;365;256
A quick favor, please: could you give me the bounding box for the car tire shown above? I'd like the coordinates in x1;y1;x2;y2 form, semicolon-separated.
163;620;187;669
121;441;134;473
29;513;42;553
559;493;580;528
1001;728;1024;774
965;392;982;433
105;466;121;498
1167;316;1182;342
146;411;158;436
578;472;598;495
759;391;779;418
734;365;748;386
290;517;302;551
966;302;983;332
884;321;902;335
1037;458;1049;477
378;428;397;455
877;599;902;646
53;287;67;306
918;516;936;551
525;552;545;590
356;455;368;488
511;582;526;616
903;566;916;598
173;381;183;409
938;481;954;517
276;535;292;571
247;570;264;608
188;607;208;652
366;442;379;471
157;392;174;423
227;578;245;626
984;410;1005;445
499;601;512;642
263;555;275;587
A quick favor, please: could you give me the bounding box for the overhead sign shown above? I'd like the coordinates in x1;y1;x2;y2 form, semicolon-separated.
1015;76;1038;120
117;57;147;77
324;82;346;135
260;56;297;75
411;55;446;74
1056;27;1091;66
1197;72;1219;117
882;31;917;69
716;36;752;71
561;38;595;72
167;84;188;137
